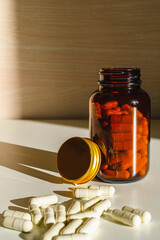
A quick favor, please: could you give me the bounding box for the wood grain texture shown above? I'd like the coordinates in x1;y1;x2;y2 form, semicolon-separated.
0;0;160;119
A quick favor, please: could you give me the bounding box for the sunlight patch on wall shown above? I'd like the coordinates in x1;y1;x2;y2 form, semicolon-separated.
0;0;21;118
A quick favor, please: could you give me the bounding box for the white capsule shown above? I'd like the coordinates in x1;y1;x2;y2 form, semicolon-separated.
88;185;115;196
29;194;58;207
73;188;101;199
55;205;66;223
43;207;55;226
111;209;141;227
92;199;111;215
29;204;43;225
60;219;83;235
67;210;100;221
77;217;99;234
54;233;91;240
105;207;113;215
67;200;81;215
2;216;33;232
42;222;65;240
122;206;151;223
3;210;31;221
83;196;102;211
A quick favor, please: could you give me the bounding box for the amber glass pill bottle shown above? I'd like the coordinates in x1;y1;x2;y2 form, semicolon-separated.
89;68;150;183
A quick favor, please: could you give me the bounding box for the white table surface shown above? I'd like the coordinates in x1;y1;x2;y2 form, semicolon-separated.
0;119;159;240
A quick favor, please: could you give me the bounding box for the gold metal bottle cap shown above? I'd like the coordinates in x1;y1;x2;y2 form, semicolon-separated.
57;137;101;185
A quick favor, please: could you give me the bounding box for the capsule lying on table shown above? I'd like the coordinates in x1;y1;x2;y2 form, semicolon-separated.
77;217;99;234
3;209;31;221
54;233;91;240
60;219;83;235
42;222;65;240
2;216;33;232
67;210;100;221
88;185;115;196
73;188;101;199
29;194;58;207
122;206;151;223
110;209;141;227
67;200;82;215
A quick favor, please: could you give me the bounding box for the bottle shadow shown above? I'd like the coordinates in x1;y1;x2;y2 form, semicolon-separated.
33;120;89;129
151;120;160;139
0;141;66;184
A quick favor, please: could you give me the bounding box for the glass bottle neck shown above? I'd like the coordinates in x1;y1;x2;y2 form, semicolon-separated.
98;83;141;91
98;67;141;88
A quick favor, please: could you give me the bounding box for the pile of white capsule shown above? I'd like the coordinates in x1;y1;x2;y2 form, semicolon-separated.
2;184;151;240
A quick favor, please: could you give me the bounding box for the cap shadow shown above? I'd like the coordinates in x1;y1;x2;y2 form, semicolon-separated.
0;141;66;184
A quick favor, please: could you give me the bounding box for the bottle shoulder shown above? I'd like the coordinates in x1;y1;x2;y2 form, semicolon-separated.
89;87;150;106
89;89;101;102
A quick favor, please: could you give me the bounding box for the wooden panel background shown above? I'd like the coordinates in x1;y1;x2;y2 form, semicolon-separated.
0;0;160;119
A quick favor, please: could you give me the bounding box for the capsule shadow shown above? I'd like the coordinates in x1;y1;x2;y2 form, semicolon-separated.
0;213;3;227
8;206;29;212
54;190;73;199
61;198;75;211
102;213;129;226
10;196;35;208
19;223;47;240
